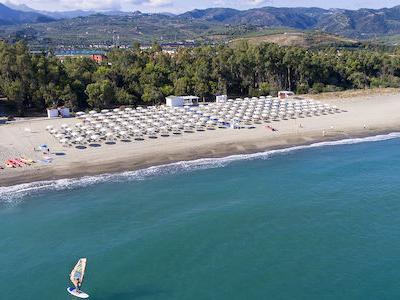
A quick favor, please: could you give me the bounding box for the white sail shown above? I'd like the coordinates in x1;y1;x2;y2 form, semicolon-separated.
70;258;87;288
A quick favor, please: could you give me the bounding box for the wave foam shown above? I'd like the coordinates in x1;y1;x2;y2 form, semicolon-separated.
1;132;400;202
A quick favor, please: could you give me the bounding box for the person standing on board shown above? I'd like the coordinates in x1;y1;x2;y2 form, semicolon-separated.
76;278;82;293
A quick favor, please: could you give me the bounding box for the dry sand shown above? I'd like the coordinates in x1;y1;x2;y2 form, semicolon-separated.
0;92;399;187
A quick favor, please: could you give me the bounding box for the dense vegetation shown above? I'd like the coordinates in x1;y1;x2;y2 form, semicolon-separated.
1;41;399;115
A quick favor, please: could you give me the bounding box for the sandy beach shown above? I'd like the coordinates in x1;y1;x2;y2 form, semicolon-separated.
0;90;399;187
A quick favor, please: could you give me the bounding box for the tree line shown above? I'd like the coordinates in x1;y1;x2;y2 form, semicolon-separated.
0;41;399;115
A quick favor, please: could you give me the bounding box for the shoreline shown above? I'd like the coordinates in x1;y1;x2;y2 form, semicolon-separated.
1;127;398;188
1;92;400;188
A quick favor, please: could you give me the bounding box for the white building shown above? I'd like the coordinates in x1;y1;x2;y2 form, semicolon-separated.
166;96;185;107
216;95;228;103
166;95;199;107
182;96;199;106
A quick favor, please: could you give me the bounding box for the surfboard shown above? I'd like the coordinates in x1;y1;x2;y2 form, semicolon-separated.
67;287;89;299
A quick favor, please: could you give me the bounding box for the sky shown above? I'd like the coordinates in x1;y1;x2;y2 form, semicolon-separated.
5;0;400;13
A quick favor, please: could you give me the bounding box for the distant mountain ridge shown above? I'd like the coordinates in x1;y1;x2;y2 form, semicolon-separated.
1;3;400;45
2;2;123;19
178;5;400;38
0;3;53;25
2;2;400;38
1;2;174;20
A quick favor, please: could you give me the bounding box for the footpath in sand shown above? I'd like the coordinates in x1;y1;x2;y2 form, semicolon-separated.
0;91;399;187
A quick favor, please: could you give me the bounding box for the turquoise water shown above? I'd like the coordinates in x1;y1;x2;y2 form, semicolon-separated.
1;134;400;300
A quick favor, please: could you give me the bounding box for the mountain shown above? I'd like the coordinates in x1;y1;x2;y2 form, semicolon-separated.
2;2;125;19
41;10;96;19
178;6;400;38
230;31;358;48
0;3;53;25
2;4;400;48
180;8;240;22
2;3;400;39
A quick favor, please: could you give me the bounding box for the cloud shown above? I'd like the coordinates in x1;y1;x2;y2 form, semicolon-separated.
7;0;173;11
212;0;272;8
130;0;173;7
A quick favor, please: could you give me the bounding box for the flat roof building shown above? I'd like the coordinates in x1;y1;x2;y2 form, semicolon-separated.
166;95;199;107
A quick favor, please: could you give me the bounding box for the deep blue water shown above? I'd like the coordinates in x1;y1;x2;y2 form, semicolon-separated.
1;134;400;300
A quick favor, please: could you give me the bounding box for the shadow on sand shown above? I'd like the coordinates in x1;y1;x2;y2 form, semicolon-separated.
89;143;102;147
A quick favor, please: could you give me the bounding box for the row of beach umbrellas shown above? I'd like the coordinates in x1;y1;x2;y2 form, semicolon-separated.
46;96;341;146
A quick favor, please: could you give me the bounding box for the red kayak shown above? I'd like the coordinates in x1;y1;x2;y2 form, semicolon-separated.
10;159;23;167
5;160;16;168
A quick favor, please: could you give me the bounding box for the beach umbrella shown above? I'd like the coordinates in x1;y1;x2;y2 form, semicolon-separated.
75;136;85;143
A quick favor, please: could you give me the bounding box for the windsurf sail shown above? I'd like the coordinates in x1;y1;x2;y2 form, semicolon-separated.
70;258;87;288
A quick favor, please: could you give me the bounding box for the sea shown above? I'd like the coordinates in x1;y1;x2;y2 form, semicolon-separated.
1;133;400;300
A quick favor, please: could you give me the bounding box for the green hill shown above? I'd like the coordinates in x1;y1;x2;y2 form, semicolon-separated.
229;31;358;48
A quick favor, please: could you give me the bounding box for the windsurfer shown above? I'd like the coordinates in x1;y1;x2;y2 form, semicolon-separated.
68;258;88;297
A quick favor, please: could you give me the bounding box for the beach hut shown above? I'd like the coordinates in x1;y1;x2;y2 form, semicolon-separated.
166;96;185;107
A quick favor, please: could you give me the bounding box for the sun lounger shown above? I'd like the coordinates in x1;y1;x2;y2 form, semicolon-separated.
20;157;35;165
